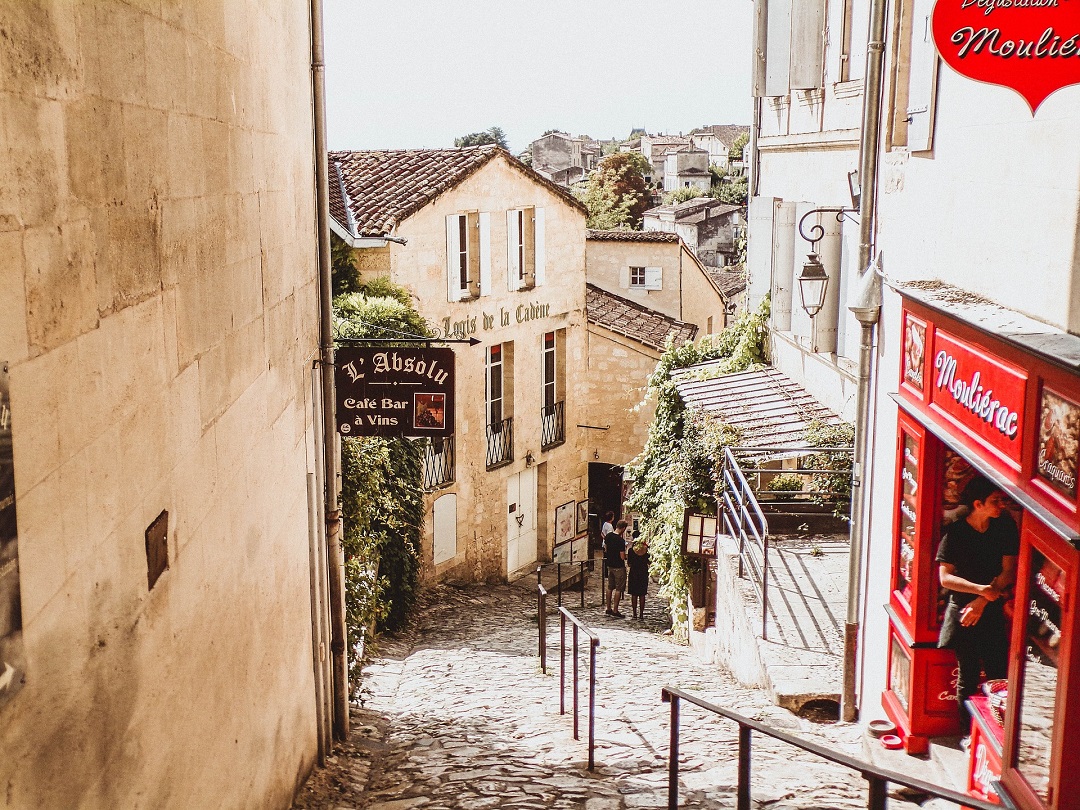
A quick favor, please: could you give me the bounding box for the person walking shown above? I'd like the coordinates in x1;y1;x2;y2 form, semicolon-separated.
627;535;649;619
604;520;628;618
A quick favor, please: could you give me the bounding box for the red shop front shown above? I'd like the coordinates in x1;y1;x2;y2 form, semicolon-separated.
883;295;1080;810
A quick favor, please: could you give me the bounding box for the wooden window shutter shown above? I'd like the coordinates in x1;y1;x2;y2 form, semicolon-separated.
905;0;939;152
466;212;481;298
644;266;663;290
533;207;545;287
506;209;519;291
789;0;824;90
764;0;793;96
446;214;461;302
478;212;491;296
522;207;536;288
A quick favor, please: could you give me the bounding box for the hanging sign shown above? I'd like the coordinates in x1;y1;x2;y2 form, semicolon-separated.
932;0;1080;113
928;329;1027;465
335;347;455;437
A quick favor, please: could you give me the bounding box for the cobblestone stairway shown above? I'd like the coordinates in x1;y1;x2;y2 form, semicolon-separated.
293;582;939;810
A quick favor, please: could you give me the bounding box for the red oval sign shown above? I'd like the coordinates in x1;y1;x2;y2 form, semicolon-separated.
932;0;1080;112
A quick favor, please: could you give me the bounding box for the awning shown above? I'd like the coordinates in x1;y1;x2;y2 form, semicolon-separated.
671;365;848;457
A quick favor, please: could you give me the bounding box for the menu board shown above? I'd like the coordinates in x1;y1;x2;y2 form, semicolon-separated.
896;433;918;603
1035;387;1080;499
1015;549;1063;803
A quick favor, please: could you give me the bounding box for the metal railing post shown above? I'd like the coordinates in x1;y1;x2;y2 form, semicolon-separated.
600;558;607;605
580;561;585;608
667;691;680;810
572;624;580;740
588;638;597;770
559;611;566;715
738;724;751;810
538;585;547;675
866;774;887;810
761;539;769;640
557;562;562;606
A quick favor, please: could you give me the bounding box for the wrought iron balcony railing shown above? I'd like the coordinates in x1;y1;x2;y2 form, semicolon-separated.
422;435;455;491
486;417;513;470
541;400;565;450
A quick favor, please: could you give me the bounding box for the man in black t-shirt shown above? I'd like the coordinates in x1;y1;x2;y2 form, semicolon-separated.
936;476;1019;733
605;520;628;618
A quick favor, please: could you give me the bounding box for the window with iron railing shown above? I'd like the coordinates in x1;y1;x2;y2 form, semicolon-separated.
541;401;565;450
423;436;455;491
486;417;514;469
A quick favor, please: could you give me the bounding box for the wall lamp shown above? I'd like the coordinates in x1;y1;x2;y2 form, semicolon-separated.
525;451;535;467
796;207;858;319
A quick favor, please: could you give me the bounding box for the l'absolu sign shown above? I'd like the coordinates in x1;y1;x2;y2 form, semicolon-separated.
335;347;455;438
932;0;1080;111
929;330;1026;464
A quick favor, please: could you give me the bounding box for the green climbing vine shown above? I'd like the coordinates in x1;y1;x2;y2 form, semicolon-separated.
333;279;431;691
804;419;856;519
626;298;770;638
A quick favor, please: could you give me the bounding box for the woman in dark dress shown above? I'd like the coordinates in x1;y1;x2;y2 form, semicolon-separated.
626;536;650;619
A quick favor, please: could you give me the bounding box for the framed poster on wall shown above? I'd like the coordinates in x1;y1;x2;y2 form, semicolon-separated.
576;500;589;535
554;501;575;546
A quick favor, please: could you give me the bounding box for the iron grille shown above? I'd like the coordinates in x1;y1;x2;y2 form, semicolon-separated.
486;417;514;469
541;400;565;450
422;436;455;491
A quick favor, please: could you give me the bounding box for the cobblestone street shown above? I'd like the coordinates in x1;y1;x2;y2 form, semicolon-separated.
293;580;933;810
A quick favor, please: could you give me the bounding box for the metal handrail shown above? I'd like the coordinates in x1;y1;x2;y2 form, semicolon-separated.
536;561;587;610
661;686;1015;810
559;607;600;770
422;435;455;490
721;447;771;638
537;573;549;675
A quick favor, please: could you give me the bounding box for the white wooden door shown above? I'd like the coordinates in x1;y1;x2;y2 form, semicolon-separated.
506;468;537;576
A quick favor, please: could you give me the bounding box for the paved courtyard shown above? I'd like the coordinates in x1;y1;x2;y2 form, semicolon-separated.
293;580;937;809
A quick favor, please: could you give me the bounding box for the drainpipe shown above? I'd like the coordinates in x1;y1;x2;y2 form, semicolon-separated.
310;0;349;741
841;0;887;724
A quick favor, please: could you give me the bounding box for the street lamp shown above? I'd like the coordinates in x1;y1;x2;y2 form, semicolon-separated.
797;253;830;318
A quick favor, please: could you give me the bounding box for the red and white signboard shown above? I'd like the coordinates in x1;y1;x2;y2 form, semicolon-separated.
928;329;1027;466
932;0;1080;112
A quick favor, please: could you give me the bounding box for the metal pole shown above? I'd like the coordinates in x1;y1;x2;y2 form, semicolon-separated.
842;0;888;723
580;561;585;608
737;725;752;810
560;612;566;715
310;0;348;742
588;639;597;770
762;536;769;641
667;693;680;810
866;774;888;810
572;624;580;740
557;563;562;606
539;587;547;674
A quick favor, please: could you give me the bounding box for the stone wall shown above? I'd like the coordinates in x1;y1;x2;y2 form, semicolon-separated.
0;2;320;806
585;327;659;469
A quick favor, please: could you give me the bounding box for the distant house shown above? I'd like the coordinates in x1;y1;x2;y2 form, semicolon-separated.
689;124;750;167
662;147;711;192
530;132;601;187
643;197;744;267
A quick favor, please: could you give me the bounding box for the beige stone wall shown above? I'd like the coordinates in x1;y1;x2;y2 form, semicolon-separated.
364;156;591;582
0;2;319;807
584;327;660;469
585;239;684;320
679;246;729;335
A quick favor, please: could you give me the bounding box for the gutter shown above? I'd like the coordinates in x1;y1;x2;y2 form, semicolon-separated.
309;0;350;742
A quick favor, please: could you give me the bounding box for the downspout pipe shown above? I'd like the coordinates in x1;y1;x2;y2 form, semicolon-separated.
310;0;350;741
841;0;888;724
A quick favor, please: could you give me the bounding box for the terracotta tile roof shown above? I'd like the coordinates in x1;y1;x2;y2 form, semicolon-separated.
328;146;586;238
690;124;750;148
586;229;679;243
704;266;747;298
586;284;697;351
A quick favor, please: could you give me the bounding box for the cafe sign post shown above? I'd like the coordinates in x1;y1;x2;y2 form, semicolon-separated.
335;347;455;438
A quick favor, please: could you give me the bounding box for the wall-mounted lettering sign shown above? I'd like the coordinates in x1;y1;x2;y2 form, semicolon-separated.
442;300;554;338
929;329;1027;465
336;347;455;437
0;362;26;706
902;312;927;393
1036;386;1080;498
932;0;1080;113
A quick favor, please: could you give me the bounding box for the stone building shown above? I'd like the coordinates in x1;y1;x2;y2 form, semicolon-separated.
643;198;744;267
0;1;324;807
662;147;712;193
329;146;591;582
529;132;601;188
689;124;750;167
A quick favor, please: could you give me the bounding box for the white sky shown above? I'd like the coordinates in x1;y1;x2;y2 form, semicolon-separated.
324;0;754;154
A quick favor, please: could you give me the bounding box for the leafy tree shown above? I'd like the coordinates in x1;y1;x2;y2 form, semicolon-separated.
573;151;651;229
663;186;708;206
331;233;361;297
454;126;509;149
710;176;749;206
626;297;771;638
334;281;431;690
729;132;749;162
